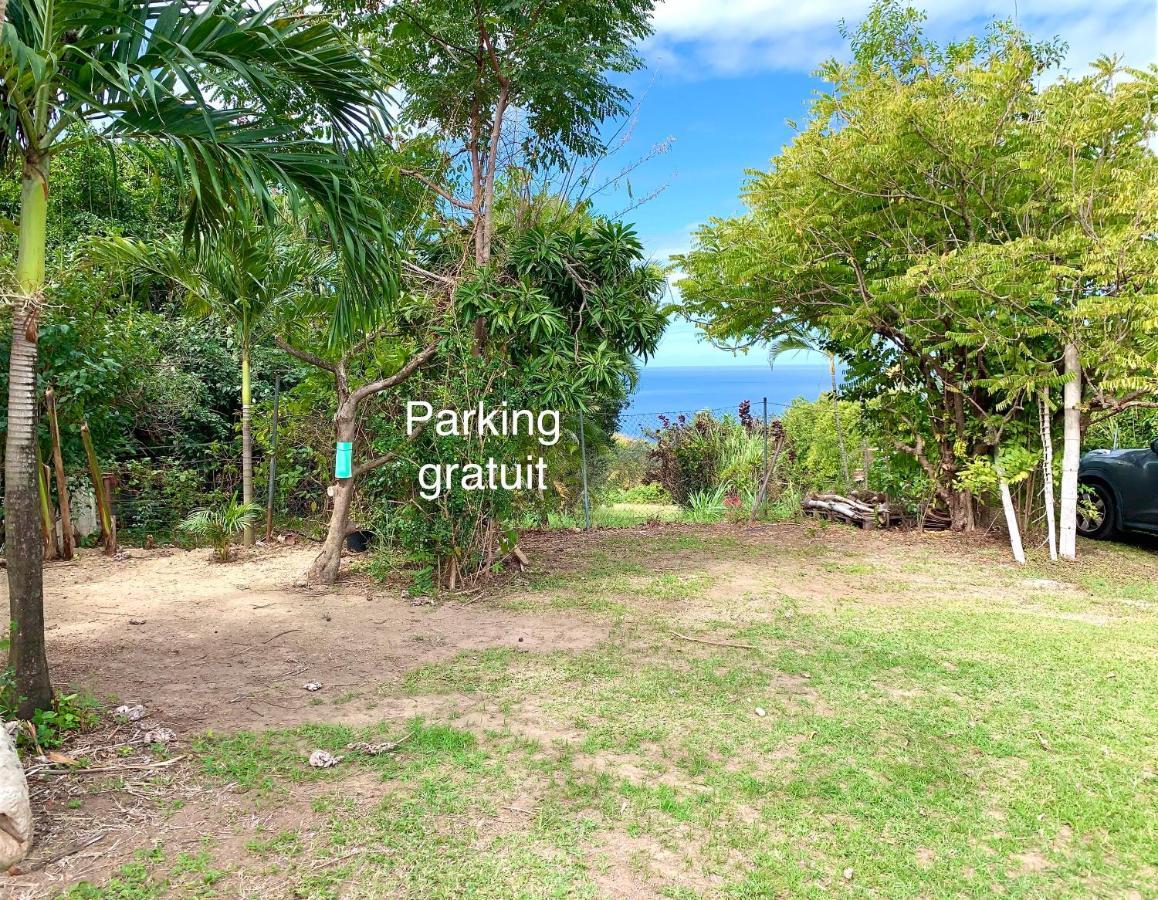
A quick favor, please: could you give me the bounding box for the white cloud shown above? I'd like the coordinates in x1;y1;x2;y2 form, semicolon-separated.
648;0;1157;77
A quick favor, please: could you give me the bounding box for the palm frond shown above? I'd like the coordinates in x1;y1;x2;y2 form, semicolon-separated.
3;0;400;341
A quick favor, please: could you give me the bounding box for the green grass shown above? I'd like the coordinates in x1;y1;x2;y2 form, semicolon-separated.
64;532;1157;898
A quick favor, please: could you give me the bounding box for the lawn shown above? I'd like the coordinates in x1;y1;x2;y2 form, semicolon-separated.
13;524;1157;898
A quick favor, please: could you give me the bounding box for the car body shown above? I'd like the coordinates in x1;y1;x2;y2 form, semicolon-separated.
1076;438;1158;539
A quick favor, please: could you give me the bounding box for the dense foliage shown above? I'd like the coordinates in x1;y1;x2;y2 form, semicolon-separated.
678;1;1158;530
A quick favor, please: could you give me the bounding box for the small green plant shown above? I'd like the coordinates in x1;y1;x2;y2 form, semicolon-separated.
1;644;100;748
685;485;728;523
179;496;263;562
30;693;100;749
410;564;436;596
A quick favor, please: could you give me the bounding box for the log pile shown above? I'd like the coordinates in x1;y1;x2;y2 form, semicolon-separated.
802;492;900;529
918;506;952;531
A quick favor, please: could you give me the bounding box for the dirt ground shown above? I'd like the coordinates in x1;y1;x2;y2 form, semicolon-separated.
39;544;609;732
3;524;1155;897
7;535;628;896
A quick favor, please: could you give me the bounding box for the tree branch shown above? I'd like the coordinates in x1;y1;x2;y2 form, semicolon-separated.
274;336;336;374
351;342;439;405
400;168;475;211
353;420;428;478
402;259;457;287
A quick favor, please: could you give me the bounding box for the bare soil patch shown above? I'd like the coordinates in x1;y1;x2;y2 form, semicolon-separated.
38;545;608;732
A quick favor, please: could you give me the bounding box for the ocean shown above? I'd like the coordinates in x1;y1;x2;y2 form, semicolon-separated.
618;364;834;437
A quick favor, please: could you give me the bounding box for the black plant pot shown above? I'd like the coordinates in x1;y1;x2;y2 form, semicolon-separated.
346;530;374;553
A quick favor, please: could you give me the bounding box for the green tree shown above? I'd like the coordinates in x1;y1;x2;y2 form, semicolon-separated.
275;313;438;586
334;0;654;272
678;2;1157;544
92;222;334;546
1;0;392;715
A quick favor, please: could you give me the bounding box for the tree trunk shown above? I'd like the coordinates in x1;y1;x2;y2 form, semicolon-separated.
1059;344;1082;560
5;158;54;717
80;422;115;555
995;453;1026;565
305;409;356;585
240;346;254;546
945;488;973;531
1040;390;1058;561
37;460;59;561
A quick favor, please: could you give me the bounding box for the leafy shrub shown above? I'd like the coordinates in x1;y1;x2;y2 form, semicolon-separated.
602;436;651;491
955;446;1041;501
115;460;215;538
179;497;263;561
28;693;101;749
644;412;731;506
1085;407;1158;451
779;395;864;492
606;482;672;504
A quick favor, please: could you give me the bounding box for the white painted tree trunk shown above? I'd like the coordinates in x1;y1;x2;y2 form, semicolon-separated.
1059;344;1082;560
0;723;33;869
1040;390;1058;561
995;454;1026;565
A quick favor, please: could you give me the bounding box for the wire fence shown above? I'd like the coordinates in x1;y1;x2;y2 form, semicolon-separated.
104;399;793;533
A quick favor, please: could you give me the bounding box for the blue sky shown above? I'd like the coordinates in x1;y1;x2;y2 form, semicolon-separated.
591;0;1158;368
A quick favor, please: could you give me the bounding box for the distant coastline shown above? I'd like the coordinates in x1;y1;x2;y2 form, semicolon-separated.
618;364;834;437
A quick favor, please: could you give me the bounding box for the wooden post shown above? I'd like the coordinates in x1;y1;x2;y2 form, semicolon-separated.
265;374;280;541
577;406;591;531
749;431;785;524
80;422;115;556
45;387;73;559
37;459;59;560
102;473;118;555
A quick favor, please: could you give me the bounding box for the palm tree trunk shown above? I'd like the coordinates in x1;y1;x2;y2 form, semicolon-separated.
5;158;54;716
240;346;254;546
1059;344;1081;560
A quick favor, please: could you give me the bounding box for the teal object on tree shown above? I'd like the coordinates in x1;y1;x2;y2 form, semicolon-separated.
335;441;353;479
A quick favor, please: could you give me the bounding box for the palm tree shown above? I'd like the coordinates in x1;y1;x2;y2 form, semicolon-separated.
92;223;334;546
1;0;394;715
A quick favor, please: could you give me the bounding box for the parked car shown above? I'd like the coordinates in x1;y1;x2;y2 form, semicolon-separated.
1076;438;1158;539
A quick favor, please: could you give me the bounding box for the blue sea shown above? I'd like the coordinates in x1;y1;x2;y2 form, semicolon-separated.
618;365;833;437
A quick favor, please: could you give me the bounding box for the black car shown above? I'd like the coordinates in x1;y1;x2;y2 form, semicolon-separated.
1076;438;1158;539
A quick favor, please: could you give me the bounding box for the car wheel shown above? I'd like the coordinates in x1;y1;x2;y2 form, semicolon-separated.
1076;481;1116;540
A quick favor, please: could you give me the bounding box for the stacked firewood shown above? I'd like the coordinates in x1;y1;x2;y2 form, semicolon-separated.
802;492;900;529
918;507;952;531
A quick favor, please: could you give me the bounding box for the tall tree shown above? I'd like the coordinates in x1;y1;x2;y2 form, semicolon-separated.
1;0;393;714
92;223;336;546
333;0;655;323
679;2;1157;539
